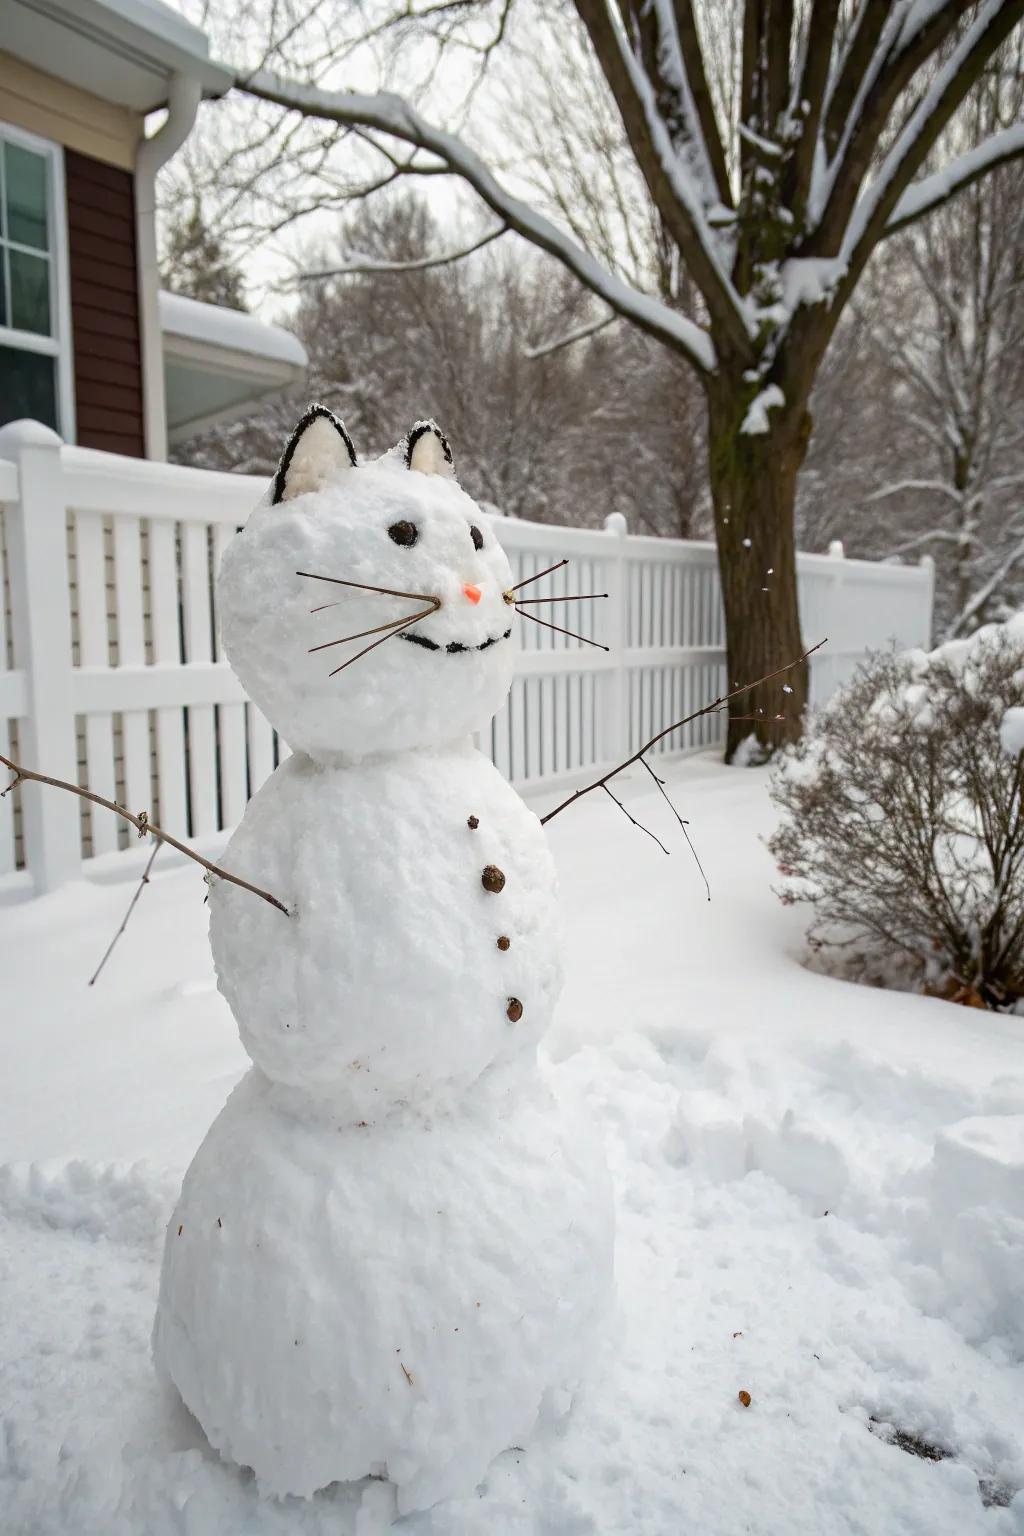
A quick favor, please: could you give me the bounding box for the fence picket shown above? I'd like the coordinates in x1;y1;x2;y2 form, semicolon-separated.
181;522;218;835
148;518;188;837
213;524;248;827
75;511;117;855
112;516;151;834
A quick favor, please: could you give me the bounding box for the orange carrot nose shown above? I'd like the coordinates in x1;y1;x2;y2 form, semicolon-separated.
463;583;482;605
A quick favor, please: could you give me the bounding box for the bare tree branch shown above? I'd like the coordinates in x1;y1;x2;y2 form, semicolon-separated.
836;0;1024;295
237;69;718;375
524;310;617;359
884;120;1024;236
572;0;754;357
300;222;507;279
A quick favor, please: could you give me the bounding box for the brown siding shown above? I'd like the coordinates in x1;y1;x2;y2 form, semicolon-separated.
64;149;145;457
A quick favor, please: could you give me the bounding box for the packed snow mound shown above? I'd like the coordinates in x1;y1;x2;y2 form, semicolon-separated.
217;445;516;759
209;745;563;1112
152;1066;613;1510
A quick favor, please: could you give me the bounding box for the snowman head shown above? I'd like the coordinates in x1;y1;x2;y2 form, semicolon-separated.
218;406;517;759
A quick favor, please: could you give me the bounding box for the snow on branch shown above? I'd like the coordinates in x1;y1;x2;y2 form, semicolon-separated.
885;122;1024;237
574;0;753;357
865;479;963;505
837;0;1024;286
237;71;718;376
300;224;507;281
950;533;1024;638
524;311;617;360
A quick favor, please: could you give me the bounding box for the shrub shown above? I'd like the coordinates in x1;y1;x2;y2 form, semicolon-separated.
769;618;1024;1009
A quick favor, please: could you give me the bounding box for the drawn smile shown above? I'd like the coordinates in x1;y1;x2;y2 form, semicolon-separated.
400;627;513;655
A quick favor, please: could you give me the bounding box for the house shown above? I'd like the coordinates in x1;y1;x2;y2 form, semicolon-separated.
0;0;307;460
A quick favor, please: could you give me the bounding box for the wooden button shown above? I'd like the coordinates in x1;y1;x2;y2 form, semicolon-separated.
481;865;505;893
506;997;523;1023
496;936;511;951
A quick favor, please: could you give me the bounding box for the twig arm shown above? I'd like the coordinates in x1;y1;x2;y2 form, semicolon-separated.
539;640;827;826
89;840;161;985
0;752;290;917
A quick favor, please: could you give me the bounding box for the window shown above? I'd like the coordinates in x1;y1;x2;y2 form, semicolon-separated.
0;127;74;439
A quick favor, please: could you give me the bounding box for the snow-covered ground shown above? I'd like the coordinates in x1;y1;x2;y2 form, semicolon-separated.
3;753;1024;1535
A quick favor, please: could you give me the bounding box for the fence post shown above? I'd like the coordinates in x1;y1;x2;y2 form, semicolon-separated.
601;511;629;765
822;537;846;705
918;553;935;644
0;421;80;892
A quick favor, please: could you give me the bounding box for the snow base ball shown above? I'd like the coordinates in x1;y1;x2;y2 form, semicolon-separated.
152;407;615;1510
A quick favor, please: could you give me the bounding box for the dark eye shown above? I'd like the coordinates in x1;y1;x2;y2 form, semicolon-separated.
470;525;484;551
388;520;418;547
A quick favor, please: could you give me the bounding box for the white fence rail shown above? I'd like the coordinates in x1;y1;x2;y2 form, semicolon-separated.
0;421;934;896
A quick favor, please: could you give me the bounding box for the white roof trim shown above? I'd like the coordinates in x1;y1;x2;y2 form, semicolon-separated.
160;290;308;370
9;0;233;105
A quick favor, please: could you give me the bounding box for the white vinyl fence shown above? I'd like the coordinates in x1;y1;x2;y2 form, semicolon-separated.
0;421;934;896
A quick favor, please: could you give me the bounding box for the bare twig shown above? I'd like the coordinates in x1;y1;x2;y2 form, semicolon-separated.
0;753;289;916
89;840;161;985
525;312;618;360
540;640;827;826
300;223;507;280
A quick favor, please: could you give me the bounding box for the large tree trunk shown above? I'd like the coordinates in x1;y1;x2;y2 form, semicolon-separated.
706;374;812;761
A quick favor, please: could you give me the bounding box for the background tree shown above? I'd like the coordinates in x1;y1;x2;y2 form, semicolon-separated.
793;42;1024;638
176;0;1024;755
161;198;248;310
178;193;708;536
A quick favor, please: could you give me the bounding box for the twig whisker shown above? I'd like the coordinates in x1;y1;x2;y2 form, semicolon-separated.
309;610;425;653
297;569;441;609
516;607;608;651
510;559;568;592
328;605;437;675
515;594;608;605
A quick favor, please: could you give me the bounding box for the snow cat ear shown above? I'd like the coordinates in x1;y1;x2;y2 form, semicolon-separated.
406;420;455;478
272;404;357;505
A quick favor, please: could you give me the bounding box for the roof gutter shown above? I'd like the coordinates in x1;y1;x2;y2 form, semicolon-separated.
135;72;203;461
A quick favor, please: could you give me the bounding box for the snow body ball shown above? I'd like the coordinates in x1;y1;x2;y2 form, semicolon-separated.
152;407;614;1511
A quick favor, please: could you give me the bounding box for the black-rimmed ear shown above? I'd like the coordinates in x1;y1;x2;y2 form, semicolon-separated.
272;404;357;504
406;420;455;478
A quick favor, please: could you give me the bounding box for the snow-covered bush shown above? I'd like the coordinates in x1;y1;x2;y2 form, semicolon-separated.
769;618;1024;1008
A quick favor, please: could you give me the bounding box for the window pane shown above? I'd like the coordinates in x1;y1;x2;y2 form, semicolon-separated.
4;143;49;250
0;344;57;431
9;249;51;334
